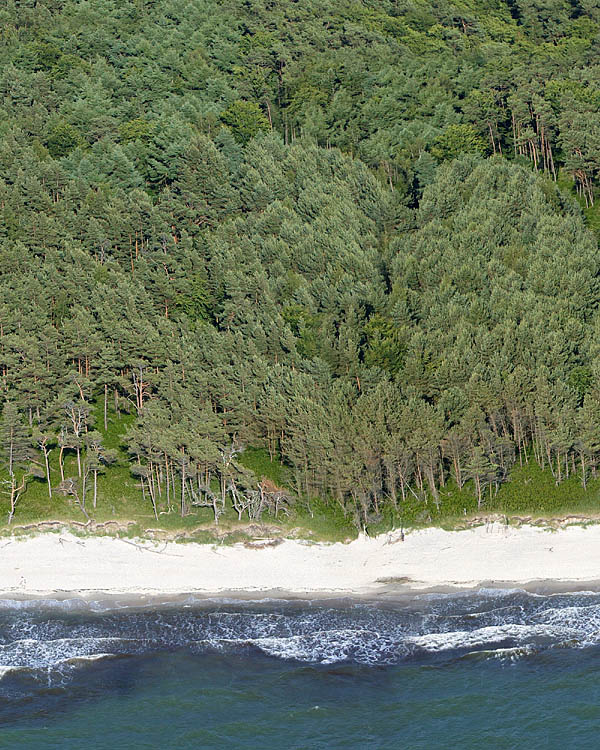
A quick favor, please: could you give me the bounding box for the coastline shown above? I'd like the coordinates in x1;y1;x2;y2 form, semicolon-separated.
2;523;600;599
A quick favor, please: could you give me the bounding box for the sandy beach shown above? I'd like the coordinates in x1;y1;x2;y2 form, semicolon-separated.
0;522;599;597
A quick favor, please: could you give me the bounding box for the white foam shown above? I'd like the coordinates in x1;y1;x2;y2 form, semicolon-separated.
0;592;599;677
462;644;539;663
0;636;128;670
61;653;116;665
249;628;409;665
0;665;21;680
407;623;566;652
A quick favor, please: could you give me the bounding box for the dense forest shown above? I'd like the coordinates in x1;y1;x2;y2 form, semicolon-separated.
3;0;600;531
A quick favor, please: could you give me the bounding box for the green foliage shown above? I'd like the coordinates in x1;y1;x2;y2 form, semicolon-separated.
3;0;600;537
119;118;154;144
363;315;407;375
46;122;85;158
568;366;593;403
431;125;487;162
174;274;211;322
220;101;270;144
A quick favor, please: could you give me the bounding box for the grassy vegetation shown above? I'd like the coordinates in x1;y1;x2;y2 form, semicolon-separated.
388;461;600;532
0;406;209;532
1;403;599;541
0;404;357;542
238;447;287;486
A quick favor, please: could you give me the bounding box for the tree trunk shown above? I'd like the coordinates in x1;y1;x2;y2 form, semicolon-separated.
147;471;158;520
44;447;52;498
155;464;162;498
180;455;186;517
72;485;89;521
170;462;177;509
165;454;170;510
104;383;108;431
8;428;14;476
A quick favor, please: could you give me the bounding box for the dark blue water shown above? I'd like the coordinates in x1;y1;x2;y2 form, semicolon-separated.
1;589;600;748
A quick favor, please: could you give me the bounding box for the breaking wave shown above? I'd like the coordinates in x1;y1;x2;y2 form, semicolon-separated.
2;588;600;685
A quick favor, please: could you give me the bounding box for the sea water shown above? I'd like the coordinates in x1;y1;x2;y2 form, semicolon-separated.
0;589;600;748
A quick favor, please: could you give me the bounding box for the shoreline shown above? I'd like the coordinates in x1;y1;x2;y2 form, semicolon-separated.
2;523;600;599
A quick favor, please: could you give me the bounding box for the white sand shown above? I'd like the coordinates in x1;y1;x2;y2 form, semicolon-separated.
1;523;599;597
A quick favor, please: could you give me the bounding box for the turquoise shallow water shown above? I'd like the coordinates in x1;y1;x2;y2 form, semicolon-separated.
1;590;600;748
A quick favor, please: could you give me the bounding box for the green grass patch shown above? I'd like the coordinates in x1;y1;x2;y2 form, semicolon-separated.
392;459;600;531
289;497;357;542
238;447;287;485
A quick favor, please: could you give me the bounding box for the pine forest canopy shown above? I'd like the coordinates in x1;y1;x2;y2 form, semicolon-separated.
1;0;600;529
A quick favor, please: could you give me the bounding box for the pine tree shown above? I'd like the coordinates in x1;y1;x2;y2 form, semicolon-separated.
0;402;36;523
